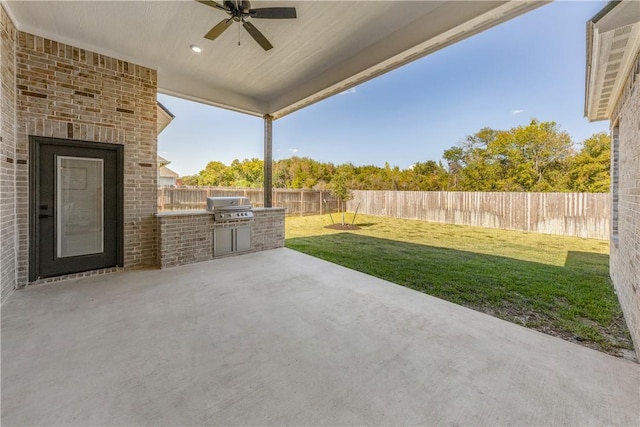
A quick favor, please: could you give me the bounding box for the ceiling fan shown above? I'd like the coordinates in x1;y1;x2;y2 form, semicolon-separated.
196;0;297;51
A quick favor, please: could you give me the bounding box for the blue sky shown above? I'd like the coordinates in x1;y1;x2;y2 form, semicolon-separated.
158;1;610;177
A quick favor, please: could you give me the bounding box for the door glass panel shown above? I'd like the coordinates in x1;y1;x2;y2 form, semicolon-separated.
56;156;104;258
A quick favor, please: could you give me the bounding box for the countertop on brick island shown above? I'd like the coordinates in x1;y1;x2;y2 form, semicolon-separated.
156;208;285;268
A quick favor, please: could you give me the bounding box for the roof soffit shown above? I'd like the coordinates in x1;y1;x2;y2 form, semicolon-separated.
586;1;640;121
157;102;175;135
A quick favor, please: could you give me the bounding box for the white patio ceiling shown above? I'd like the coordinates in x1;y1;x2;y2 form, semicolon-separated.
4;1;545;119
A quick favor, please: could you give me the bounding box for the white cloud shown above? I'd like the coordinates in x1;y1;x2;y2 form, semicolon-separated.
512;109;524;115
288;148;298;154
339;87;357;95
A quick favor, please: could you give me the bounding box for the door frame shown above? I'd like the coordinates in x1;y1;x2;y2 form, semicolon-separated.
29;136;124;281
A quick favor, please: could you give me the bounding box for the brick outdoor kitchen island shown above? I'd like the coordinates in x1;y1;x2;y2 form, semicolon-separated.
157;208;285;268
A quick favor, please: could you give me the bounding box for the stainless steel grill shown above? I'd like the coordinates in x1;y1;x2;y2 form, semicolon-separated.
206;196;254;221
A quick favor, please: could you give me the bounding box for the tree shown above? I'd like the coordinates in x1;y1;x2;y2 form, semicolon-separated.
443;146;465;190
440;121;577;191
442;128;501;190
180;120;607;194
404;161;448;190
568;132;610;192
180;174;199;186
487;120;574;191
273;157;292;188
229;158;263;187
330;165;355;226
197;161;233;186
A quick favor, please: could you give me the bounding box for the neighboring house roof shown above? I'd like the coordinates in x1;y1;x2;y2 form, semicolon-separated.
585;1;640;121
157;101;175;134
159;166;179;179
3;1;545;119
157;155;170;168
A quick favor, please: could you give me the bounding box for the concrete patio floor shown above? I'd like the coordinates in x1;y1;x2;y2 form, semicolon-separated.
2;248;639;426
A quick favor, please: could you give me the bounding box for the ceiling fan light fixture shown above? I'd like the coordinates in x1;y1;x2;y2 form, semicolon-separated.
196;0;296;51
190;44;203;53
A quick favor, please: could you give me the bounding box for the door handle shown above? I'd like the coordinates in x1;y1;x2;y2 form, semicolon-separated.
39;204;51;219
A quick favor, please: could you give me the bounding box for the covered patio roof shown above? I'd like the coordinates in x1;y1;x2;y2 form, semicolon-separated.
4;1;546;119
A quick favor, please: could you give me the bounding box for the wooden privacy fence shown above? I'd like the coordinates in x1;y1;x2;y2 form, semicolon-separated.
158;187;340;216
346;191;611;240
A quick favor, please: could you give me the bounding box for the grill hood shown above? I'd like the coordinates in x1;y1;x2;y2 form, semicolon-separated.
206;197;252;212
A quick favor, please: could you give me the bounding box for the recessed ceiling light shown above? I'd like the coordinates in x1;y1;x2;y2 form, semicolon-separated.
190;45;202;53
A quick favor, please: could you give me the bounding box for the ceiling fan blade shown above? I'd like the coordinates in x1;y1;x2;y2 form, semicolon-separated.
196;0;230;12
205;18;234;40
242;21;273;51
249;7;296;19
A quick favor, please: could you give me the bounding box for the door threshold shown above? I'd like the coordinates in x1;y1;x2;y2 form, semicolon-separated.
27;266;125;287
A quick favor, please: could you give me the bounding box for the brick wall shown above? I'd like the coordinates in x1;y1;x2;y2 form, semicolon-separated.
157;208;286;268
610;52;640;355
251;208;285;252
158;214;213;268
0;8;158;290
0;6;17;303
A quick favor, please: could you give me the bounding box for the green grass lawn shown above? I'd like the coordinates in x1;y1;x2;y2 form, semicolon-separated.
285;213;634;358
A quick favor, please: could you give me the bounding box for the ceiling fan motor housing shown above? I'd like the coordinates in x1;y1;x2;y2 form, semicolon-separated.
199;0;296;51
224;1;252;17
